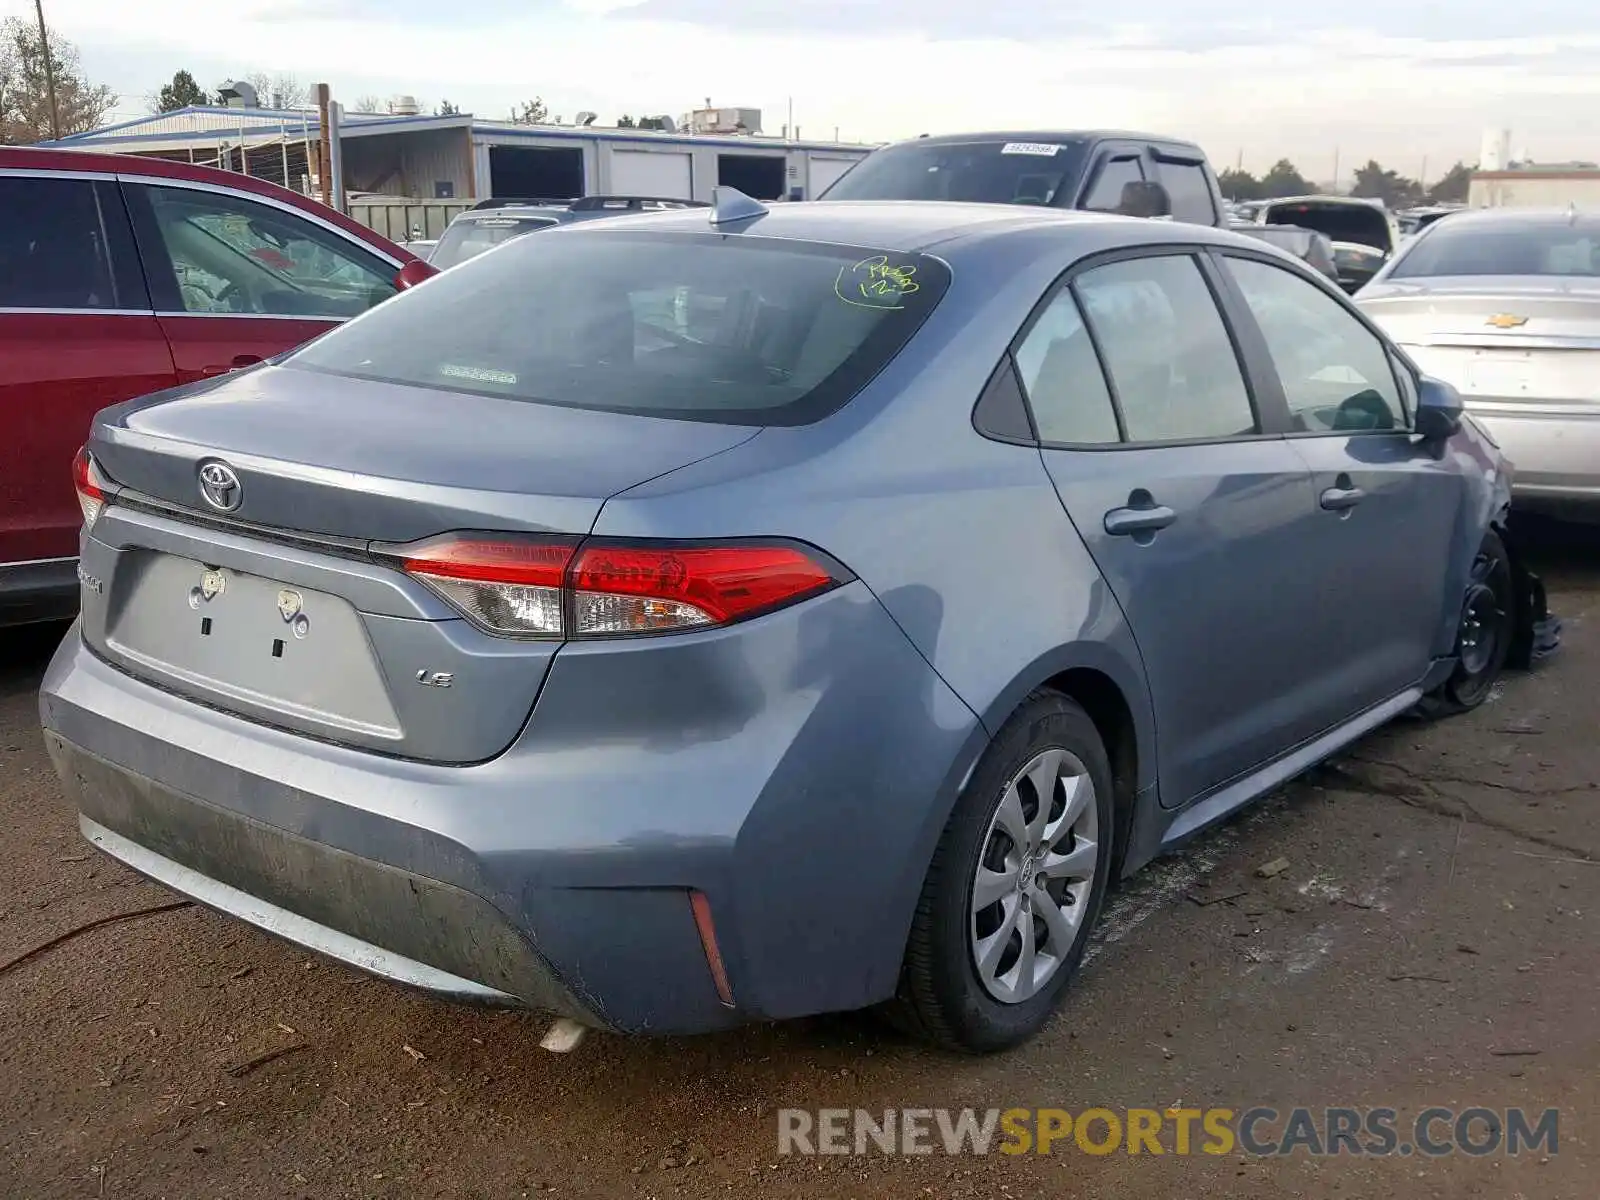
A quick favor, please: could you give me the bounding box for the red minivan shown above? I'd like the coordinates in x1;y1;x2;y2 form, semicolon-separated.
0;147;435;625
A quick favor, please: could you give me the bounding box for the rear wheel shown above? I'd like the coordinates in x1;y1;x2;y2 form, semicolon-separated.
885;692;1114;1053
1417;530;1514;718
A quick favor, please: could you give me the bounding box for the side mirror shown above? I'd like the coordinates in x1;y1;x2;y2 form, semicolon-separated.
1415;375;1463;442
394;259;438;290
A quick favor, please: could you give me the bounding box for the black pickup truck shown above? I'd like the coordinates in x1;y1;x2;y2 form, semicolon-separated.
819;130;1340;283
820;130;1229;226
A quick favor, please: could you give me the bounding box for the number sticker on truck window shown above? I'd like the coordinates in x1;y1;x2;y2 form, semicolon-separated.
1001;142;1064;156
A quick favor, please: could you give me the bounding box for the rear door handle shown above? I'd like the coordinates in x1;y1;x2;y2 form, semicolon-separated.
1104;504;1177;536
1319;485;1365;511
200;354;264;377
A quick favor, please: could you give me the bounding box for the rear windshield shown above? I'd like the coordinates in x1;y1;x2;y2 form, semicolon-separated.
286;229;950;425
822;139;1089;206
1389;219;1600;278
429;215;559;269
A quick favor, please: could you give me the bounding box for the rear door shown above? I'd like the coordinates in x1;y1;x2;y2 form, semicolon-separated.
1017;248;1325;807
1212;250;1458;705
0;171;175;568
120;179;401;383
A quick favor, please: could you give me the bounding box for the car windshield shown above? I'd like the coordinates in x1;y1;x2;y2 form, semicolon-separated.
429;215;559;269
286;229;950;426
1389;217;1600;278
822;138;1090;206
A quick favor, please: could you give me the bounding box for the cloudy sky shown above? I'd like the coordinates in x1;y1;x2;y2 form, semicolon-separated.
7;0;1599;177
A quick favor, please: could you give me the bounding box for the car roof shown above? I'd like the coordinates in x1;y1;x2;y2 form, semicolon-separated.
884;129;1206;154
559;198;1265;257
0;144;416;262
1264;194;1388;210
1415;207;1596;229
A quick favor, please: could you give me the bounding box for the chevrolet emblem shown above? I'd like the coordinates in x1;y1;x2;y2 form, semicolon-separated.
1486;313;1529;329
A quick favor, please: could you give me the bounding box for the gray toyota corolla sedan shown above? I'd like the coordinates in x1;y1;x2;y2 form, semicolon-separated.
41;190;1557;1053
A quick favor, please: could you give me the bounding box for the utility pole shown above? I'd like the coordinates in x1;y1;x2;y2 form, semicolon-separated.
33;0;61;141
315;83;333;207
1331;146;1340;194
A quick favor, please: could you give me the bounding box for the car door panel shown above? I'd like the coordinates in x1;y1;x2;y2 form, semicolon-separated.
152;314;336;385
0;175;176;566
1215;251;1459;709
1285;433;1461;699
1013;250;1325;808
1043;444;1324;805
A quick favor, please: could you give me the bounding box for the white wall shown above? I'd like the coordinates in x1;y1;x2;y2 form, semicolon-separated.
1470;174;1600;208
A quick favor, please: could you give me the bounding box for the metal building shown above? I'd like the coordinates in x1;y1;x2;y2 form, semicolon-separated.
36;105;877;208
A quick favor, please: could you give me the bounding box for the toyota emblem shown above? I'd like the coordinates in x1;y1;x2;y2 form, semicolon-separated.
197;461;242;512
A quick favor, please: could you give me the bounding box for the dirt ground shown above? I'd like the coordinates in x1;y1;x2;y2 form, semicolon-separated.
2;518;1596;1200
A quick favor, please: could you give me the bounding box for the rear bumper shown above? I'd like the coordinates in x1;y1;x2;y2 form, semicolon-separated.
1472;407;1600;502
39;583;981;1034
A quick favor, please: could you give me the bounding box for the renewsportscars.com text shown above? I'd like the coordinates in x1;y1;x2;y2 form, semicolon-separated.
777;1106;1559;1158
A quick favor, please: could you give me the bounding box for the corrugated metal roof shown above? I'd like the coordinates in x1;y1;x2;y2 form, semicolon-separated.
50;105;404;143
42;106;878;155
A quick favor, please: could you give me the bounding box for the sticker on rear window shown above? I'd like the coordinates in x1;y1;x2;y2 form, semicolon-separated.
440;363;518;386
835;255;922;310
1001;142;1064;156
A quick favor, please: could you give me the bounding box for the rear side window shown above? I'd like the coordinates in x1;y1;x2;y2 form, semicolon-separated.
1013;290;1119;444
1156;159;1217;226
286;230;951;426
0;176;121;309
1075;255;1256;442
1080;157;1145;214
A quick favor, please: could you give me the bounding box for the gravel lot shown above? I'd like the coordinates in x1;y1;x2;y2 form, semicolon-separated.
2;518;1596;1199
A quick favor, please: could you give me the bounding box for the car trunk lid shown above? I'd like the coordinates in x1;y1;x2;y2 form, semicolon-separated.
1360;279;1600;409
80;364;757;763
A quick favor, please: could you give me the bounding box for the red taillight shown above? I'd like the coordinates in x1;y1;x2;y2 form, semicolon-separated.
401;535;577;637
395;534;844;639
73;447;106;528
570;544;839;634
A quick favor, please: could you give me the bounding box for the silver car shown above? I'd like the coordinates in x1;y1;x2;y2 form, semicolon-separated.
1359;208;1600;510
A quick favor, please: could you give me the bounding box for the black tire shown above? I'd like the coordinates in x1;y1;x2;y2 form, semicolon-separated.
1416;530;1515;719
883;691;1115;1053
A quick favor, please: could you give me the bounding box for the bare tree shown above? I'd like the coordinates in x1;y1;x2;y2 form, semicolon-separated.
352;94;384;113
0;16;117;143
244;71;309;110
